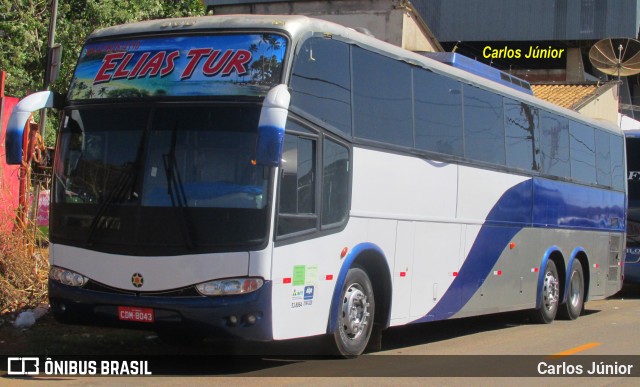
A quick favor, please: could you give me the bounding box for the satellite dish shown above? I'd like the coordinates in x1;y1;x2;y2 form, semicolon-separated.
589;38;640;79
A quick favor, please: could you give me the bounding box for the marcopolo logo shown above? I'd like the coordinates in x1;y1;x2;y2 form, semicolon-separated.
131;272;144;288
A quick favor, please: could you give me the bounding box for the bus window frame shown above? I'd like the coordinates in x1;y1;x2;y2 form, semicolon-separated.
274;115;352;245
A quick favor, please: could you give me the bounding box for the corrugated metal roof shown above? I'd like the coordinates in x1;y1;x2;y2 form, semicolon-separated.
203;1;640;42
412;0;640;42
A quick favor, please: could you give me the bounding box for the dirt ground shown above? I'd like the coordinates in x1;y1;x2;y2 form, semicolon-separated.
1;284;639;359
0;309;176;356
0;306;328;358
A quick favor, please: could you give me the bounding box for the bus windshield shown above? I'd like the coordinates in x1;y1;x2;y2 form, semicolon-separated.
52;104;271;255
49;32;289;255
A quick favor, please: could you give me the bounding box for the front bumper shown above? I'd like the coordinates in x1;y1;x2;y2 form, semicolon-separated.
48;279;273;341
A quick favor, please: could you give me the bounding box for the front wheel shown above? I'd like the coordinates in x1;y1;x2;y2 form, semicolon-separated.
558;261;584;320
530;260;560;324
332;267;375;357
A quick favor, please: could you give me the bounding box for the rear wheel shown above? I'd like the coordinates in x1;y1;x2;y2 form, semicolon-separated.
558;261;584;320
332;267;375;357
531;260;560;324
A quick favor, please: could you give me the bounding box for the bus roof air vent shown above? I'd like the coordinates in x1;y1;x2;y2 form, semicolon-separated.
421;52;533;95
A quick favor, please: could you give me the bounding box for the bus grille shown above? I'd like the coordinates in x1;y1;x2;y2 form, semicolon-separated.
83;280;202;297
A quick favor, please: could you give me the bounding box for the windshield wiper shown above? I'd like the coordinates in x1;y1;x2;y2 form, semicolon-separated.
163;123;195;250
86;166;133;244
86;137;145;245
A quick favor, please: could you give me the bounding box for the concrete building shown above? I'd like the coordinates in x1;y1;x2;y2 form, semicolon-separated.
203;0;443;52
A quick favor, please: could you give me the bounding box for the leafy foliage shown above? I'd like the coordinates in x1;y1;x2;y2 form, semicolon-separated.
0;0;205;144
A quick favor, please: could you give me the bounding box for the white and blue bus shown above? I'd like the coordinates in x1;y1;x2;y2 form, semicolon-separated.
6;15;626;356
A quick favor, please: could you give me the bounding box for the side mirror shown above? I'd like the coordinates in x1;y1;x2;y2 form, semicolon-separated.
255;85;290;167
5;91;62;165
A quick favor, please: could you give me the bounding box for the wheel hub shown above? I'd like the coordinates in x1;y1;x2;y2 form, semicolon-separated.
341;284;370;339
543;271;559;311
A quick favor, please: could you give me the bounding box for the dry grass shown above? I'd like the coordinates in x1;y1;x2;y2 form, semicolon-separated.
1;130;51;315
0;226;49;314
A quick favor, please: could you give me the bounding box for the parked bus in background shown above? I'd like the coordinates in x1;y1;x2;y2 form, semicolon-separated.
624;129;640;284
6;15;626;356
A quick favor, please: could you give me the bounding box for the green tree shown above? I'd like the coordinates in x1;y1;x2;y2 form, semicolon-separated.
0;0;205;145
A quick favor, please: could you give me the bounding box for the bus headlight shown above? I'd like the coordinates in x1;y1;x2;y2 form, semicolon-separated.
196;278;264;296
49;266;88;287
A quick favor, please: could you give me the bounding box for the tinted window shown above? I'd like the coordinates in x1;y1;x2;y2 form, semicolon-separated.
141;106;265;209
55;108;148;205
278;133;317;235
569;121;596;183
52;106;270;254
611;134;625;191
540;111;570;177
595;130;612;187
353;47;413;147
414;70;463;156
627;137;640;201
463;85;505;164
322;139;349;226
504;99;538;170
290;38;351;135
285;119;315;135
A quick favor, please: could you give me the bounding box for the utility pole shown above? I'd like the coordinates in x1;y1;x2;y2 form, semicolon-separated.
41;0;58;138
31;0;58;237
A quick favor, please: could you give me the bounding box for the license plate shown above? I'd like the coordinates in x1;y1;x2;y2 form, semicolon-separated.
118;306;154;323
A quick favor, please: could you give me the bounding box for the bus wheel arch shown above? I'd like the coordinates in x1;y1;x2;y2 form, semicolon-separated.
327;244;392;356
580;253;591;302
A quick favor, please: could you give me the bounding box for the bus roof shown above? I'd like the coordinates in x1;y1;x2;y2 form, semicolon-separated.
87;14;324;40
88;14;622;136
420;52;533;95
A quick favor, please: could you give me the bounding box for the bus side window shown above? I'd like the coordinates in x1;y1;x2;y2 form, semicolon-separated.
595;129;612;187
277;133;317;236
463;84;505;165
290;38;352;136
569;121;596;184
504;99;539;171
611;134;625;191
540;112;570;177
322;138;349;226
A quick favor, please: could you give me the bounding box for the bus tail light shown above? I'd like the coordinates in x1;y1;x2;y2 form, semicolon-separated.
196;278;264;296
49;266;88;287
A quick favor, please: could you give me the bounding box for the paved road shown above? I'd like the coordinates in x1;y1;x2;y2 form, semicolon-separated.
4;285;640;386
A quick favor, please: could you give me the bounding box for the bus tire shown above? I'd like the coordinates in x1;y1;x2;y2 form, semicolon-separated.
531;260;560;324
558;261;584;320
332;267;375;357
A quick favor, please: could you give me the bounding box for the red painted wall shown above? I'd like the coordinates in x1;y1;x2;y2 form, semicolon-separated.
0;94;20;233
